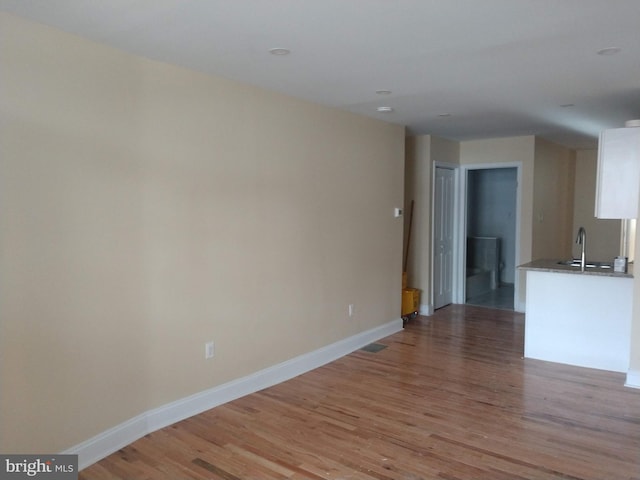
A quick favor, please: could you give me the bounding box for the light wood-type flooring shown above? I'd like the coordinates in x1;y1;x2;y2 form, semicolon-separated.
80;305;640;479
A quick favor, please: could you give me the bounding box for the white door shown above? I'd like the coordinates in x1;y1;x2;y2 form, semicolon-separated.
434;167;455;309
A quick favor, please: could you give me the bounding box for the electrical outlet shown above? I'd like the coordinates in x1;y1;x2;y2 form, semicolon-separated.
349;304;355;317
205;341;215;359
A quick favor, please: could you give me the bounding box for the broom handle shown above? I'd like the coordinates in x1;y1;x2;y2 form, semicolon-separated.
403;200;414;272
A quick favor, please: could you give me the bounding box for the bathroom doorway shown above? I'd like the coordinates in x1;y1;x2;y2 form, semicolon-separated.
464;167;517;310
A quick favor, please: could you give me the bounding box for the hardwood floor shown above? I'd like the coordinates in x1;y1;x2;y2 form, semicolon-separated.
80;305;640;479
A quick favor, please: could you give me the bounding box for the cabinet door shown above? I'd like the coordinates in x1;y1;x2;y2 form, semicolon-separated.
595;127;640;219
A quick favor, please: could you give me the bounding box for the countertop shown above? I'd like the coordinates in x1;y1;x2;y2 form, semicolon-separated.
518;258;633;278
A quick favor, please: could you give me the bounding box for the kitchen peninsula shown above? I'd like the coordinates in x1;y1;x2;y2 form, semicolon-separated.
519;259;633;373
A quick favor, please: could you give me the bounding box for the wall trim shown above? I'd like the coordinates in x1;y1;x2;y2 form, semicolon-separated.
64;318;404;470
419;303;433;316
625;369;640;389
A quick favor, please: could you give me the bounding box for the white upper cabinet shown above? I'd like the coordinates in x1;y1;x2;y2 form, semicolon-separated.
595;126;640;219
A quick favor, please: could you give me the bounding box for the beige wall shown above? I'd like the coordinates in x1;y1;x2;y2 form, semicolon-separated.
404;135;431;303
431;136;460;166
0;13;405;453
572;150;621;260
403;135;459;311
532;138;575;260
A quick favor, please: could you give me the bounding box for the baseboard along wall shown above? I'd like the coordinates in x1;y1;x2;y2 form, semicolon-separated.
63;318;404;470
626;369;640;389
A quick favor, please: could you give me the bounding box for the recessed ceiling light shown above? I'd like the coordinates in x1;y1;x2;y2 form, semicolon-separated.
376;106;394;113
596;47;621;56
375;89;392;95
269;48;291;56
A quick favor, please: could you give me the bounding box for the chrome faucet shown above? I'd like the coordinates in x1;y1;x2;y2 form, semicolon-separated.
576;227;587;272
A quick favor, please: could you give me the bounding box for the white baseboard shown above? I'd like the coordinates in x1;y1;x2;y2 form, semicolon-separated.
625;369;640;389
63;318;404;470
419;303;433;316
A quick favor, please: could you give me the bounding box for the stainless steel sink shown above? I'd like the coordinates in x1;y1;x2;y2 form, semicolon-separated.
557;259;612;269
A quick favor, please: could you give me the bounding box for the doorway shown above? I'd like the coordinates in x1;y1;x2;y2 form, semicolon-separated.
464;167;517;310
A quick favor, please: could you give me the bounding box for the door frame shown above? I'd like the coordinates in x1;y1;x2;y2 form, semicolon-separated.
457;162;522;309
431;162;460;313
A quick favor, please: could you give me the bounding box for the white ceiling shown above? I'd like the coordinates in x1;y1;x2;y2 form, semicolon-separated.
2;0;640;149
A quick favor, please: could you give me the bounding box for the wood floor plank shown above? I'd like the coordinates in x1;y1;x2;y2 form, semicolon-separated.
79;305;640;479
